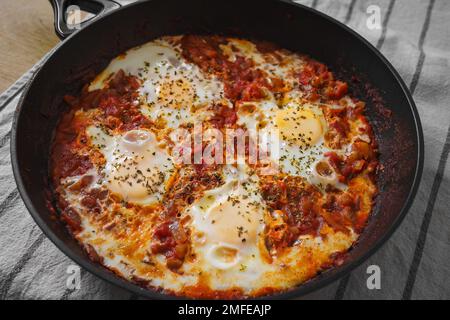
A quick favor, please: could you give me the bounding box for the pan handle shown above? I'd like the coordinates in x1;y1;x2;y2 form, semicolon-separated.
49;0;121;39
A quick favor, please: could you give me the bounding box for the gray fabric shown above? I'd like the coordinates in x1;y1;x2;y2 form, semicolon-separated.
0;0;448;300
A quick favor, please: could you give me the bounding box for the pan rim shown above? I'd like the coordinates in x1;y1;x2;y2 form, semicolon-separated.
10;0;424;300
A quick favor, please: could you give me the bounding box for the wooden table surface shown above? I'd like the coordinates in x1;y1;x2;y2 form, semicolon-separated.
0;0;59;93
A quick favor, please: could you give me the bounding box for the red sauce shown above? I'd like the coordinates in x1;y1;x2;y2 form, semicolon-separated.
325;137;377;183
298;58;348;102
51;107;93;185
261;176;324;249
60;207;82;233
210;103;237;127
52;145;92;183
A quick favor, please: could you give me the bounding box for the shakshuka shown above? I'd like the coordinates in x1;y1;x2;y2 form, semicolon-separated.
50;35;378;298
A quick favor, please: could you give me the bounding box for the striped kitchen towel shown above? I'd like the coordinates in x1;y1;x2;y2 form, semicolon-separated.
0;0;448;299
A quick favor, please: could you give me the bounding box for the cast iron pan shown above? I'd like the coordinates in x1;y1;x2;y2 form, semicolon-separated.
11;0;424;299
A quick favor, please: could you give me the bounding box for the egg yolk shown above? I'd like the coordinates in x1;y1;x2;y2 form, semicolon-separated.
157;78;195;109
205;195;259;246
275;107;323;147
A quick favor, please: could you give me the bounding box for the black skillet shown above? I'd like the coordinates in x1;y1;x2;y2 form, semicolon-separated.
11;0;424;299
